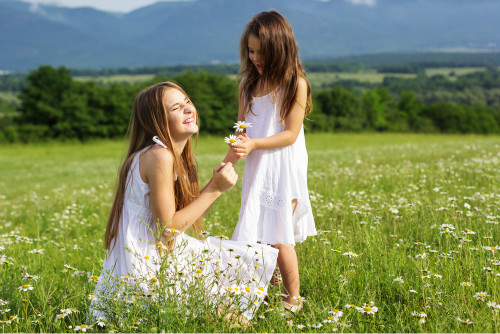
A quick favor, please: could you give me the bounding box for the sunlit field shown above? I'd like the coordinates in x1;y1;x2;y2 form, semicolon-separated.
0;133;499;333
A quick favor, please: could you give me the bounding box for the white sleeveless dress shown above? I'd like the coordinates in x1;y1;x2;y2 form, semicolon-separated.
91;139;278;320
232;92;317;245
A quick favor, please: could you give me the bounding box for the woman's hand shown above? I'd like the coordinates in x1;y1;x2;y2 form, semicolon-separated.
231;134;255;159
211;162;238;193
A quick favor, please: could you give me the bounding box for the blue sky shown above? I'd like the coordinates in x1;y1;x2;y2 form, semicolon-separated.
20;0;193;13
20;0;377;13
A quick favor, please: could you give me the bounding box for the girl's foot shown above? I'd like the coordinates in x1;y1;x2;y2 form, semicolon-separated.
282;300;303;315
270;267;282;285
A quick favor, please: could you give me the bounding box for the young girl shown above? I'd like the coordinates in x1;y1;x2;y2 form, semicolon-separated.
230;10;317;313
92;81;278;323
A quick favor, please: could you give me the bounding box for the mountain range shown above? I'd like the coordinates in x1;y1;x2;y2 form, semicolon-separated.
0;0;499;72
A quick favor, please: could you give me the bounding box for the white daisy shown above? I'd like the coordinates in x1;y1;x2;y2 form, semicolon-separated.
224;134;240;146
233;121;252;132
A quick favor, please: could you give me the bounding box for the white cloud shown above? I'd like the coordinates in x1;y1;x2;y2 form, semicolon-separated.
344;0;377;6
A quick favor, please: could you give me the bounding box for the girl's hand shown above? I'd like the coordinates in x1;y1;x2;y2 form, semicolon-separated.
211;162;238;193
232;134;254;158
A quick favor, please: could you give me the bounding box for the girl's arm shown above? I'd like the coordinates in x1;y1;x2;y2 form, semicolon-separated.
232;77;308;158
141;147;237;238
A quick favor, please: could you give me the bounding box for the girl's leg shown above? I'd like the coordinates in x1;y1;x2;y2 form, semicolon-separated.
272;199;300;305
272;243;300;305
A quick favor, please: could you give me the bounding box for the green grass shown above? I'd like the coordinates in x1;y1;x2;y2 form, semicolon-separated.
0;133;499;332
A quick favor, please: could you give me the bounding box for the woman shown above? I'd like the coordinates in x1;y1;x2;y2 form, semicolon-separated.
91;82;278;324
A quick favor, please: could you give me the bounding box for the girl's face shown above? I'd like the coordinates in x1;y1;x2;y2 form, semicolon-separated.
163;88;198;141
248;34;263;75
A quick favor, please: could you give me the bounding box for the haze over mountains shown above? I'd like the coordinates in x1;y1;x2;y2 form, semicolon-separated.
0;0;499;72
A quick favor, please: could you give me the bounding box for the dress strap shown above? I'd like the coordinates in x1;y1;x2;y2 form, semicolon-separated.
152;136;167;148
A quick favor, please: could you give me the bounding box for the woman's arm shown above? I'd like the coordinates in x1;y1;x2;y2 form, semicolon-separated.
141;147;237;238
232;77;308;158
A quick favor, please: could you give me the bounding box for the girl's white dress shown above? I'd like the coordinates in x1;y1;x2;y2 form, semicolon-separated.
232;92;317;245
91;140;278;320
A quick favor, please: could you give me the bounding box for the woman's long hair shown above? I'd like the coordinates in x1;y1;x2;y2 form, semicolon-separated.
239;10;312;121
104;82;201;251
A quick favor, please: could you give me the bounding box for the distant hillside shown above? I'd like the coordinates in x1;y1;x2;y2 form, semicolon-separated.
0;0;499;71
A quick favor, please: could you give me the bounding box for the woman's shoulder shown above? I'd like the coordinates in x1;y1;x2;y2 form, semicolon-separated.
139;146;175;183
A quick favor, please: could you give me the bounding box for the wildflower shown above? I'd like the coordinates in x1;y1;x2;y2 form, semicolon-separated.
224;135;240;146
462;229;475;235
323;316;338;323
228;286;241;295
56;314;66;319
0;299;8;306
473;292;488;301
487;301;498;309
342;251;358;258
457;317;473;325
151;277;158;283
409;289;417;293
293;296;306;303
28;248;44;254
412;311;427;318
23;273;39;281
285;319;293;326
18;284;34;291
483;245;498;254
88;275;98;282
9;315;19;322
419;318;426;324
88;295;97;301
296;324;306;329
74;324;92;332
434;274;443;278
310;323;323;329
345;304;356;308
393;276;404;283
233;121;252;132
460;282;472;287
415;253;427;259
329;309;343;318
1;309;11;314
389;207;399;214
356;304;378;315
96;317;105;327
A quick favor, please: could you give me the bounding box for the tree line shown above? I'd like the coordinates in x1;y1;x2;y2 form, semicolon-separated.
0;65;499;142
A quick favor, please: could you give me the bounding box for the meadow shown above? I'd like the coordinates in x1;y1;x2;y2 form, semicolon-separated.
0;133;499;333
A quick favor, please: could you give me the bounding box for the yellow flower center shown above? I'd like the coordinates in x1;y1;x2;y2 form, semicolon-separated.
364;306;372;312
151;277;157;283
144;256;149;260
81;325;86;328
91;275;98;280
22;285;29;289
254;264;259;268
229;139;235;143
245;287;250;292
332;309;339;313
156;242;162;247
492;247;496;251
419;311;425;314
240;124;246;129
195;269;202;274
258;287;265;291
125;276;130;279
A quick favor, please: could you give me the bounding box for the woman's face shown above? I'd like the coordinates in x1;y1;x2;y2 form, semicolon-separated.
164;88;198;141
248;33;263;75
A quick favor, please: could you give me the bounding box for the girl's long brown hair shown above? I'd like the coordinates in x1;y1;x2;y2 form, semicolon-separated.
104;82;201;251
239;10;312;121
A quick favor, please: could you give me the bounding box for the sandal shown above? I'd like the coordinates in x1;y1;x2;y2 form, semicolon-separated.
282;300;303;315
270;267;282;286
